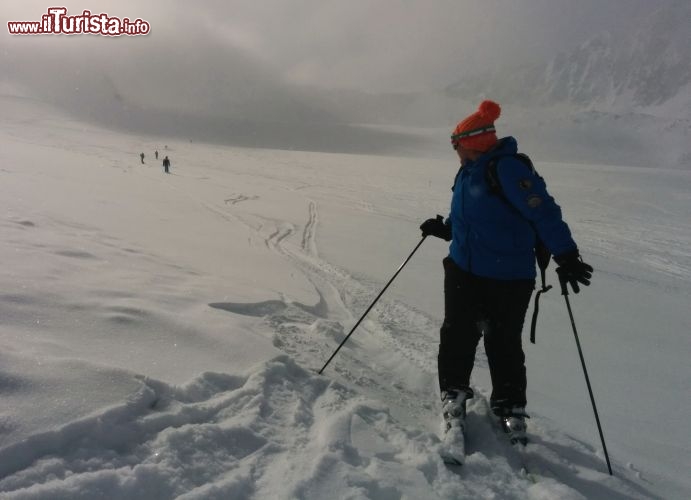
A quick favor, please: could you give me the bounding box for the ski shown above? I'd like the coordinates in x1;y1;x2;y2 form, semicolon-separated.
439;390;469;466
441;454;464;467
487;408;541;483
511;440;540;484
439;422;465;466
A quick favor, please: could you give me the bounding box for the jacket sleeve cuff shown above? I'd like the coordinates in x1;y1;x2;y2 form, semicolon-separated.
553;248;580;265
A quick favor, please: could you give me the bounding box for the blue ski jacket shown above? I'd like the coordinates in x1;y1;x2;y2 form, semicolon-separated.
447;137;577;280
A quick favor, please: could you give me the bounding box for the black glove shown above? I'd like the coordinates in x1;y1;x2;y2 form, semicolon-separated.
420;215;452;241
554;250;593;294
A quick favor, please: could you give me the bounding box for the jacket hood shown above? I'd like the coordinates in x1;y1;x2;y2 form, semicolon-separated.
462;136;517;171
486;136;518;159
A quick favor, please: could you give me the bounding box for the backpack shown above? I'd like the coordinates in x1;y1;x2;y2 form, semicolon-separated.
484;153;551;270
484;153;553;344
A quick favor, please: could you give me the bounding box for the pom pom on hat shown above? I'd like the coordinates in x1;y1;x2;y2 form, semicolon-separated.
451;100;501;152
478;100;501;121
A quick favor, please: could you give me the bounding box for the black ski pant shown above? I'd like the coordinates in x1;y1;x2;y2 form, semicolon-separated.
438;257;534;413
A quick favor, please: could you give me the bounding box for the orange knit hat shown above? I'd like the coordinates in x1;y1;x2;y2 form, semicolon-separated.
451;100;501;152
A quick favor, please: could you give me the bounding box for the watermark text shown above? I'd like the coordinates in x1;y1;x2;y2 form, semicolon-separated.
8;7;150;36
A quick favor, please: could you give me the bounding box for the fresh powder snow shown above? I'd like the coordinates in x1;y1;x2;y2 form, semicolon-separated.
1;93;689;499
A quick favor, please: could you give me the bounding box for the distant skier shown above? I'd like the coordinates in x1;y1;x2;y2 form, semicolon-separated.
140;152;145;164
155;150;159;160
420;100;593;463
162;156;171;174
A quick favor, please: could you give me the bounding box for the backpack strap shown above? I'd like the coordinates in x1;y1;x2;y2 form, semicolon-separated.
485;153;552;344
451;166;462;192
485;153;536;198
530;268;552;344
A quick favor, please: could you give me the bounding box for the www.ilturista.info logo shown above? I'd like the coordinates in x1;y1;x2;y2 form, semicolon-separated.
8;7;150;36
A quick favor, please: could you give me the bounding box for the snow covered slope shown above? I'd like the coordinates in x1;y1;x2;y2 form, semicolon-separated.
1;95;689;499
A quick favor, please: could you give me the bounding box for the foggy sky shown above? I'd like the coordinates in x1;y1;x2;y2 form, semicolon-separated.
4;0;659;93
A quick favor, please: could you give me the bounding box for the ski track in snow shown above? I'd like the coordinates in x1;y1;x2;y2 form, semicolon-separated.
240;198;443;424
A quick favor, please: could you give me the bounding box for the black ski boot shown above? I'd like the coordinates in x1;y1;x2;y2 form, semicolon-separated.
498;407;530;446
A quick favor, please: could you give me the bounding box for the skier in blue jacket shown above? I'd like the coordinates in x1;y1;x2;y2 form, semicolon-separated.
420;100;593;447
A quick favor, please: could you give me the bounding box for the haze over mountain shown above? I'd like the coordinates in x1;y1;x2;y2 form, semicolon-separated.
446;0;691;116
323;0;691;166
2;0;689;165
2;34;430;156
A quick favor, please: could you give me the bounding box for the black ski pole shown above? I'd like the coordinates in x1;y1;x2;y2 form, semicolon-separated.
318;236;427;375
560;280;613;476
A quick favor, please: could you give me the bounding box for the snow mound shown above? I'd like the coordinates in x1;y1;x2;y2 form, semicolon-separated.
0;356;648;500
